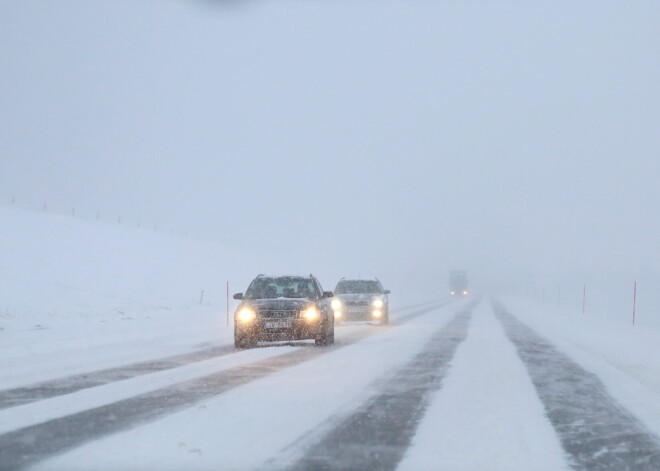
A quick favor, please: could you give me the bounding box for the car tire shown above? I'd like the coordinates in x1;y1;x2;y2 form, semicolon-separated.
315;323;333;346
380;311;389;325
234;335;254;349
315;333;328;346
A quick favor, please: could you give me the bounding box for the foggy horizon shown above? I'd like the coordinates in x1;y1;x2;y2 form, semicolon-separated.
2;0;659;303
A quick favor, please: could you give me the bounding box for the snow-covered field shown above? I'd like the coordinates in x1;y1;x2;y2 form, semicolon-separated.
2;205;660;470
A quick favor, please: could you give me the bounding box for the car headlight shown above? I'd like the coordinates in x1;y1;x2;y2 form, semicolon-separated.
372;310;382;318
372;298;384;308
331;299;343;310
237;307;256;322
302;306;320;321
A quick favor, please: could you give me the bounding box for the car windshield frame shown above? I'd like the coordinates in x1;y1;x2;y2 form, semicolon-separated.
244;276;320;300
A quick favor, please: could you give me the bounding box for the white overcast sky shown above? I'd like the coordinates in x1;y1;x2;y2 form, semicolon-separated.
1;0;659;296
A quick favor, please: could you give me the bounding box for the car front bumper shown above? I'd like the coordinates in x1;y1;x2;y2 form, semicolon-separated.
235;318;324;341
334;306;386;322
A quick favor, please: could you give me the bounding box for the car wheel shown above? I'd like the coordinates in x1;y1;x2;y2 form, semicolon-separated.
315;331;329;346
380;311;390;325
315;323;332;346
234;335;254;349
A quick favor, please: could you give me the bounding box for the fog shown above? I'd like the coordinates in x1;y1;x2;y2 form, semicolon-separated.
2;1;659;307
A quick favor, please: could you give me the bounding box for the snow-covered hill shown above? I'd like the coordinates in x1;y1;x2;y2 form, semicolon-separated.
0;205;256;329
0;204;267;385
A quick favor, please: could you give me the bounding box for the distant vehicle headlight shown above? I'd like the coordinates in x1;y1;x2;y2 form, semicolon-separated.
450;291;455;295
331;299;343;310
463;290;468;295
237;307;256;322
372;298;384;308
302;306;320;321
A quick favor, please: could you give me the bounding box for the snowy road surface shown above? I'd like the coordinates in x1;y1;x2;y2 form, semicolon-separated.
1;299;660;470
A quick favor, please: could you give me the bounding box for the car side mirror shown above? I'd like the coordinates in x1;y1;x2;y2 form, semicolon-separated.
323;291;334;298
384;290;391;295
233;293;243;300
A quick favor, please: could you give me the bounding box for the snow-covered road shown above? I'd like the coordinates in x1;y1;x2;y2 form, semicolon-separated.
2;298;660;471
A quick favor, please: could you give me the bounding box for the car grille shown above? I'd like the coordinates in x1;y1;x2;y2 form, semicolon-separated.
345;301;369;307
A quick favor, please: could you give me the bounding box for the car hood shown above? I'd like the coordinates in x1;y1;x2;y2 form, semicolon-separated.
241;298;313;312
336;294;383;302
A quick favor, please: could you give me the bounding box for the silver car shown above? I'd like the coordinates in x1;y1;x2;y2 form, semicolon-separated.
331;278;390;325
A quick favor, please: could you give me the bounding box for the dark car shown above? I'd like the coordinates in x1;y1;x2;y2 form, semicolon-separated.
331;278;390;325
233;275;335;348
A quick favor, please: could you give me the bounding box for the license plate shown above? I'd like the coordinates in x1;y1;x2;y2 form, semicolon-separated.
264;320;291;329
347;307;366;314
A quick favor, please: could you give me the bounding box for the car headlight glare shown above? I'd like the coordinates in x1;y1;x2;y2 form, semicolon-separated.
302;307;320;320
331;299;342;310
372;299;384;308
237;307;256;322
372;310;382;318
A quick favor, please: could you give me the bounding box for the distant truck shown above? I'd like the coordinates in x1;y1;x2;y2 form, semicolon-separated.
449;270;468;296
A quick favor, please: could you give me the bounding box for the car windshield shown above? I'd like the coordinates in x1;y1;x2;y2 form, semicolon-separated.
335;280;382;295
245;277;317;299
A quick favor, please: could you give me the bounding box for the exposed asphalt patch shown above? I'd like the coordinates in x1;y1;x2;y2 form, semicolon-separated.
493;301;660;471
0;301;452;471
280;300;476;471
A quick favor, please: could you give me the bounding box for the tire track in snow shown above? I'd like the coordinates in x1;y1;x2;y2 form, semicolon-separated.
494;302;660;471
279;301;476;471
0;299;455;411
0;301;452;471
0;345;236;410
